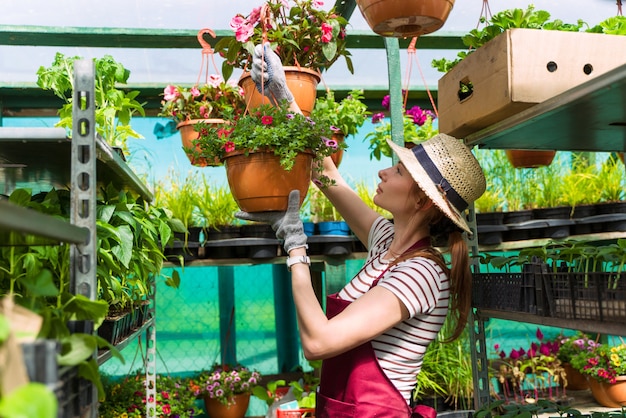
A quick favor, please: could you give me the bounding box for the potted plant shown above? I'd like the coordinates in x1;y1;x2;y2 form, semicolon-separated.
100;371;200;417
570;341;626;407
158;74;246;167
36;52;145;155
214;0;353;115
193;364;262;417
552;332;595;390
310;89;370;166
490;327;565;404
196;102;337;212
432;5;626;141
365;94;437;161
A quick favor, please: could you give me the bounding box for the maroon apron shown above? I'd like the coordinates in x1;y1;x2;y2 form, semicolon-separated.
315;238;437;418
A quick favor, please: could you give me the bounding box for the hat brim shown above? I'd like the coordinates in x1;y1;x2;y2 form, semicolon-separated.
387;139;471;234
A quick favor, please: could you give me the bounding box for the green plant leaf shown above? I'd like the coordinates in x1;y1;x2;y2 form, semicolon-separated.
20;268;58;297
0;382;58;418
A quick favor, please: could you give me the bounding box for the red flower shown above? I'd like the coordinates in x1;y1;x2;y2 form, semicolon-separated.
261;115;273;125
224;141;235;153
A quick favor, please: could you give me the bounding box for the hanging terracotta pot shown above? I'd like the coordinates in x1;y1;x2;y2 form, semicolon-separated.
223;149;313;212
203;393;250;418
177;119;224;167
239;67;320;116
356;0;455;38
330;132;345;167
505;150;556;168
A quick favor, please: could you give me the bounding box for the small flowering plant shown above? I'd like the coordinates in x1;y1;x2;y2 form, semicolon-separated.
364;94;438;161
214;0;353;80
554;332;598;364
195;102;340;178
490;328;565;403
310;89;370;138
158;74;245;124
193;364;262;406
99;372;199;418
570;341;626;384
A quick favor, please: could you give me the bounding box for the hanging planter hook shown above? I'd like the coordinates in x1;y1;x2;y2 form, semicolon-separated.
196;28;220;86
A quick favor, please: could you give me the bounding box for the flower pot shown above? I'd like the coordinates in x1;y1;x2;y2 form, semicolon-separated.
562;363;589;391
356;0;455;37
223;149;313;212
239;67;320;116
505;150;556;168
177;119;224;167
204;393;250;418
589;376;626;408
600;375;626;407
330;132;345;167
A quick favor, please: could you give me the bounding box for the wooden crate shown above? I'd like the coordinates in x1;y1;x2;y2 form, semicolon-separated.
437;29;626;138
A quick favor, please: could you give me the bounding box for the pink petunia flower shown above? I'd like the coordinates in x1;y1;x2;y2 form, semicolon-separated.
321;23;333;43
163;85;179;101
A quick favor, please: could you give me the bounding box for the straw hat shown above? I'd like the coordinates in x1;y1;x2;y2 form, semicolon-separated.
387;134;486;234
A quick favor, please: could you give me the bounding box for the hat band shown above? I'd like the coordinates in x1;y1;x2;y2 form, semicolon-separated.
412;144;468;212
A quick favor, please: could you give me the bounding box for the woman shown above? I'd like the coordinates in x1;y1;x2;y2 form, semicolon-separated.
239;43;487;418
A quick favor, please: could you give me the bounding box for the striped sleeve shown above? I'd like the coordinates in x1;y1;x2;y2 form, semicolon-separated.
378;258;448;317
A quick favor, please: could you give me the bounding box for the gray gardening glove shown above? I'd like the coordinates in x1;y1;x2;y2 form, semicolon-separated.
251;43;294;106
235;190;307;253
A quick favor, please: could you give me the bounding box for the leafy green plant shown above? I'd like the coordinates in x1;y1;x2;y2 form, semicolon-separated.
194;175;239;229
354;180;391;219
196;102;338;184
365;95;437;161
415;314;473;410
100;371;199;417
596;154;626;203
214;0;352;80
36;52;145;153
158;75;245;123
311;89;370;138
431;5;586;73
308;187;343;222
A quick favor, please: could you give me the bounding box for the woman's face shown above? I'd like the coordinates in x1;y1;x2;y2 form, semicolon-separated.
373;163;420;215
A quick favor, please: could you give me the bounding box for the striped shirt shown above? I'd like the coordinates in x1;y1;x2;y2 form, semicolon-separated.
337;217;450;402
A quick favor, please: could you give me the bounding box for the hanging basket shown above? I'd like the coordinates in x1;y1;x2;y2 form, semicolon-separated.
238;67;320;116
505;150;556;168
223;149;313;212
355;0;455;37
177;119;225;167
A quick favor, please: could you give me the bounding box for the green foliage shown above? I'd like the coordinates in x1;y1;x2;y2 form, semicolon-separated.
214;0;352;80
365;102;437;161
432;5;586;73
36;52;145;153
158;77;246;123
197;102;338;177
99;371;199;417
194;175;239;229
415;316;473;410
0;382;58;418
311;89;370;137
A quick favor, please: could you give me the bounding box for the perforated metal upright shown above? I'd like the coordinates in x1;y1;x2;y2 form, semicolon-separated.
70;59;98;418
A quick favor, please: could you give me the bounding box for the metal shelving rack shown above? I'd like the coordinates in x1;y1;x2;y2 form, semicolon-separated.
0;60;156;417
462;63;626;409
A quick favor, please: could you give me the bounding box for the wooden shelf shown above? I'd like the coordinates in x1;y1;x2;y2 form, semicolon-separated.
465;63;626;153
